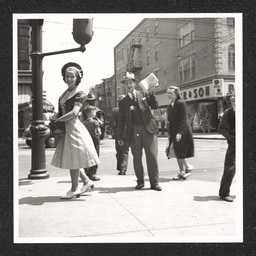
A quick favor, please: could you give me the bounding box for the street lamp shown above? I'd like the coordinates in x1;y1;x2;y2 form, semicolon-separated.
28;19;93;179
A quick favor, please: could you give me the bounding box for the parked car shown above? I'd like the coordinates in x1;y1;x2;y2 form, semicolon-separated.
22;115;59;148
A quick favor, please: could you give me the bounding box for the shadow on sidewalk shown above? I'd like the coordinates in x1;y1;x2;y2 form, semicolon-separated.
19;196;85;205
193;195;236;202
19;179;33;186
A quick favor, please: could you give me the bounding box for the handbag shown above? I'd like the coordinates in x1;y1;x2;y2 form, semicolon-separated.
49;119;65;134
165;141;176;159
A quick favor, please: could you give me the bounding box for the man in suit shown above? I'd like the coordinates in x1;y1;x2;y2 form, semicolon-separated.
218;92;236;202
117;72;162;191
111;95;129;175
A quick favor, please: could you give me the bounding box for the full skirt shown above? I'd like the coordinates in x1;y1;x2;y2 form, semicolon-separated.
51;117;100;169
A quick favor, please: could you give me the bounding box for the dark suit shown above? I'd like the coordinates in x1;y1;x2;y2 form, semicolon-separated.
117;90;159;186
112;106;129;173
218;107;235;198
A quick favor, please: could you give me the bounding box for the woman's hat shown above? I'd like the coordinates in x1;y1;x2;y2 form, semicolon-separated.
120;72;137;83
61;62;83;79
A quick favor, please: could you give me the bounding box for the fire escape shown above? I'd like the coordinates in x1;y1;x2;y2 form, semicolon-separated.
127;38;142;73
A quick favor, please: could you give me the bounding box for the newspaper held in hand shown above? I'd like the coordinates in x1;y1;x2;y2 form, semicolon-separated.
139;73;159;93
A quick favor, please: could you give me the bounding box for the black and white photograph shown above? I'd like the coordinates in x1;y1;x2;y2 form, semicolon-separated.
13;13;243;244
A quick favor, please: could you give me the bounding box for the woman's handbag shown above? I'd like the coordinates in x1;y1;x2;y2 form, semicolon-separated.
165;141;176;159
49;119;65;134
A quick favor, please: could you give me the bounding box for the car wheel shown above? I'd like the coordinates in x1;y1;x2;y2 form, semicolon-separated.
26;140;32;147
45;136;56;148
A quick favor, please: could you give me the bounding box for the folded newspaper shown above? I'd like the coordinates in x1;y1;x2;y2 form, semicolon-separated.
139;73;159;93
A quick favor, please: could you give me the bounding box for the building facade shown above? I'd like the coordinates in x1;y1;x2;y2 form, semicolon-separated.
114;18;235;132
17;20;33;137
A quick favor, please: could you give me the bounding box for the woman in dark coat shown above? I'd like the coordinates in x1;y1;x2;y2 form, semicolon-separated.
167;86;194;180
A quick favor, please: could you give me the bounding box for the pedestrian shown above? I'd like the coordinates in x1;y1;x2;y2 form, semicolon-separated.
80;93;105;181
218;92;235;202
117;72;162;191
166;86;194;180
161;117;166;135
111;95;129;175
50;62;99;199
82;105;101;180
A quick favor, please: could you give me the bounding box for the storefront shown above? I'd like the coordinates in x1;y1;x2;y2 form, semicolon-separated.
180;79;235;132
153;79;235;133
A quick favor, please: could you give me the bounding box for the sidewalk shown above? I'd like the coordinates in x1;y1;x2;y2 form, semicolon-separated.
17;164;240;243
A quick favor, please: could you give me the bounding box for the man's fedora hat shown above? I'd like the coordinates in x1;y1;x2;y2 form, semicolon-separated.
120;72;137;83
86;93;96;101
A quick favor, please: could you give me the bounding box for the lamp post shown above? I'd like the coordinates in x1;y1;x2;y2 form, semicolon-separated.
28;18;93;179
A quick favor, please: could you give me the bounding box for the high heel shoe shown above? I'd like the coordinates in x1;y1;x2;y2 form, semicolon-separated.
61;189;81;199
80;180;94;194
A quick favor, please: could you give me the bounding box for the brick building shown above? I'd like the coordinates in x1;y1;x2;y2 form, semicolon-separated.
114;18;235;132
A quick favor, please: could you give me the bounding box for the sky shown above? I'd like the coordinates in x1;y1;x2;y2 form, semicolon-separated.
41;14;144;110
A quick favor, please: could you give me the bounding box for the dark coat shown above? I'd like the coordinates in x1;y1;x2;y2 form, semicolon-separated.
117;91;158;144
167;98;194;159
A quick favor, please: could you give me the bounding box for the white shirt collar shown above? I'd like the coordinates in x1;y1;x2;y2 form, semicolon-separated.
128;90;136;99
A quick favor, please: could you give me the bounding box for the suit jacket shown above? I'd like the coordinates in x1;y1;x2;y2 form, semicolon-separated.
117;90;158;144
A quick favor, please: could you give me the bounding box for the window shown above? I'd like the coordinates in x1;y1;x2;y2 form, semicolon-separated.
227;18;235;27
117;67;122;80
228;44;235;71
139;32;142;44
155;20;158;35
178;21;195;48
178;54;196;82
126;42;130;57
107;97;111;107
121;48;124;60
155;43;159;60
116;49;121;62
146;49;150;65
146;25;149;41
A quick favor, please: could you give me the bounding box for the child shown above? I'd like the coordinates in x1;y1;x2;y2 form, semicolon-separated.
82;105;101;180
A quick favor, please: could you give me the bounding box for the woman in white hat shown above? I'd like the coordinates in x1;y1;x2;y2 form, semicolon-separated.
50;62;100;199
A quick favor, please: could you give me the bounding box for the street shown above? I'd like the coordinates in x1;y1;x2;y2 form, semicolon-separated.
18;137;227;182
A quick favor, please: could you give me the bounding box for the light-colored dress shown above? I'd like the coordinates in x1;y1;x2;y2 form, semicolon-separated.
51;88;100;169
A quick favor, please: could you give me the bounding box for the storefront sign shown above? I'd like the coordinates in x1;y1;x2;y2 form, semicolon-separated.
181;85;210;101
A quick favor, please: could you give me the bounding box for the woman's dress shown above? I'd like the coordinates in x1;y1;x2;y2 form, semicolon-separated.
167;98;194;159
51;88;100;169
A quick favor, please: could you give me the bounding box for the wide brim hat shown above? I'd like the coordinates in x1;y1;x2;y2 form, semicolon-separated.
86;93;96;101
120;72;137;83
61;62;83;79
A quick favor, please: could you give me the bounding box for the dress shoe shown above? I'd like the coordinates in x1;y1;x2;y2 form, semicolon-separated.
118;171;126;175
150;185;162;191
173;173;183;180
91;175;100;181
135;183;144;189
61;189;81;199
80;180;94;194
220;196;233;202
185;165;194;173
181;172;191;179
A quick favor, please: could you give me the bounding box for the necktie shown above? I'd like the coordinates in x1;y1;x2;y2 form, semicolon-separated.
132;92;136;101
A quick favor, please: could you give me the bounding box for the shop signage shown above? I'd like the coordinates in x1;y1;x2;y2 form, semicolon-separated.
181;85;210;101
